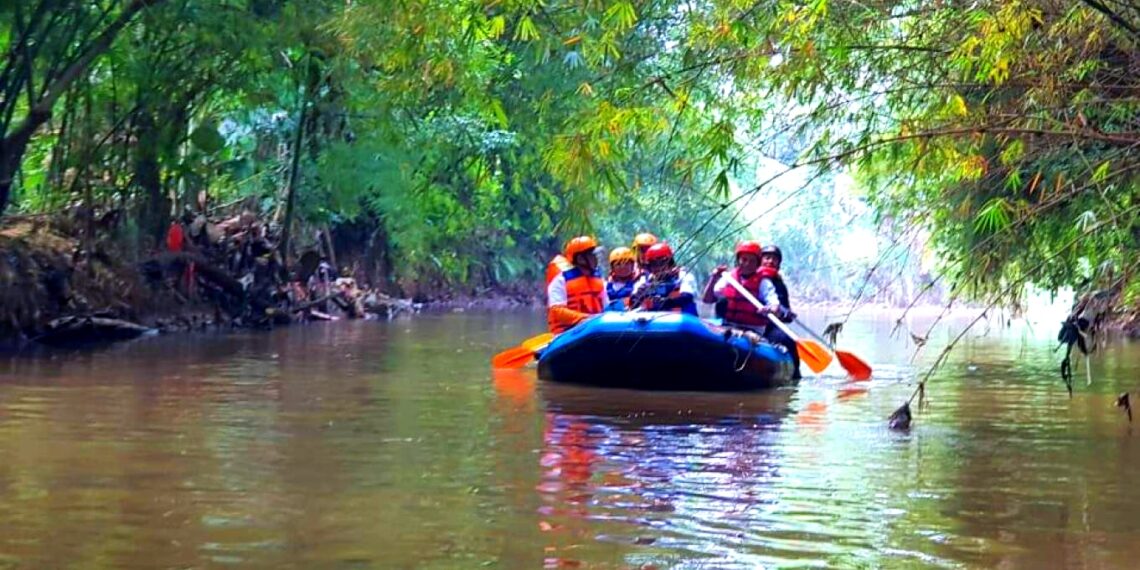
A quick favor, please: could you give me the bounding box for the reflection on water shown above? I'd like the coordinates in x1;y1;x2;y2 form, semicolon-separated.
2;310;1140;568
536;385;795;569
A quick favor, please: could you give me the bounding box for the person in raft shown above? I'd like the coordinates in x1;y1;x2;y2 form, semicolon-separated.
547;236;609;333
702;241;800;378
630;242;699;316
631;232;658;279
604;246;637;311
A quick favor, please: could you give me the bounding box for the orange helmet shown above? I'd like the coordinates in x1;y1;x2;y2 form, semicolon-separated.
608;246;636;265
632;232;658;249
565;236;599;260
735;240;762;258
644;242;674;263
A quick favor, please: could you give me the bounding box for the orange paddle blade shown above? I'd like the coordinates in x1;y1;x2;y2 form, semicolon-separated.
837;350;872;381
491;332;556;369
522;333;555;352
491;346;536;368
796;339;833;374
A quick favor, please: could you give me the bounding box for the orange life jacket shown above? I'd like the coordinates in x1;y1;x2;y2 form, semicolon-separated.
547;267;605;333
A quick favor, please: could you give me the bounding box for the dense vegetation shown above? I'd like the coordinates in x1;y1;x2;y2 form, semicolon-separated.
2;0;1137;306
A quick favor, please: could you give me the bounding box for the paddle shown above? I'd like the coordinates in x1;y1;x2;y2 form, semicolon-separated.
491;305;645;369
522;332;555;351
721;273;833;374
491;332;555;369
791;321;873;381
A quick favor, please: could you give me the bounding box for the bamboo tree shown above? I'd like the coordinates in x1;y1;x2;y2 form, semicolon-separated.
278;54;315;263
0;0;167;215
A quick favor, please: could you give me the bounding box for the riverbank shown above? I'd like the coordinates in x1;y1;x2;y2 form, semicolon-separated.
5;212;1136;351
0;210;561;351
0;215;425;350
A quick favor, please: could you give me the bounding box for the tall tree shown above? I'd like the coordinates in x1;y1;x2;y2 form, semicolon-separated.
0;0;166;215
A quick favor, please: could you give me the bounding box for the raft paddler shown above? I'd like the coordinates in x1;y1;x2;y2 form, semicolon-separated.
605;246;637;311
703;241;800;378
547;236;609;333
630;242;698;316
631;232;658;279
759;244;793;318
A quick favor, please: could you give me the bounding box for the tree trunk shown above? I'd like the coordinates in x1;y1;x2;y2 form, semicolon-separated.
135;111;168;250
0;150;21;217
322;224;338;273
365;219;397;294
278;79;309;263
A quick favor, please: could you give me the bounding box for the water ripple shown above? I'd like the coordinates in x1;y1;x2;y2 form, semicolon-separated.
2;316;1139;568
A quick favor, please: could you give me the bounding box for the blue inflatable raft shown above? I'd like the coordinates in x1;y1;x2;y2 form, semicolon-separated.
537;312;795;391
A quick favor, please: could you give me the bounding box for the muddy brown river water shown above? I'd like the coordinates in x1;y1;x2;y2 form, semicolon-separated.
1;310;1138;569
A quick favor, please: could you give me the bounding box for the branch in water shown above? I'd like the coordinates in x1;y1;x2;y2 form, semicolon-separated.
890;205;1140;427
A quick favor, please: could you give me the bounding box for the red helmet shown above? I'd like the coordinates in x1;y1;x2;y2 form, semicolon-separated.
735;240;762;258
644;242;674;263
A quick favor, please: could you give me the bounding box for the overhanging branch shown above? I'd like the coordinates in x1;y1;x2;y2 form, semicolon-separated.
1081;0;1140;40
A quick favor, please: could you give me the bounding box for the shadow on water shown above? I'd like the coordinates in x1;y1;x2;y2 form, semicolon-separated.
538;381;796;425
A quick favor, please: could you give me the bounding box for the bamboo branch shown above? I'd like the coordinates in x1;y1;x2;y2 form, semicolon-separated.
903;202;1140;411
1080;0;1140;39
5;0;164;150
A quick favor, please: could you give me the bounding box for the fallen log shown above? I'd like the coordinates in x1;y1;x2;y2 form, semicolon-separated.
144;252;245;297
33;316;155;347
290;294;334;313
361;292;416;318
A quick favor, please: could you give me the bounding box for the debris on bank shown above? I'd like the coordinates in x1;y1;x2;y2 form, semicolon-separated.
0;210;419;350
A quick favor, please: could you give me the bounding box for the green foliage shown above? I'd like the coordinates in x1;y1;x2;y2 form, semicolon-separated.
5;0;1139;303
974;198;1013;235
190;124;226;155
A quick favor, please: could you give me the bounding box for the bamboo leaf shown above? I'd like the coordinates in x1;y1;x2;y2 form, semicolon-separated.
1092;161;1111;183
562;50;584;68
974;198;1012;234
999;140;1024;166
487;15;506;39
488;98;508;128
604;1;639;31
710;169;730;200
1076;210;1096;231
951;94;968;117
515;16;539;41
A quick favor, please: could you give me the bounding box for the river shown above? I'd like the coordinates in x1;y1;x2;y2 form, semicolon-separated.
1;309;1138;569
